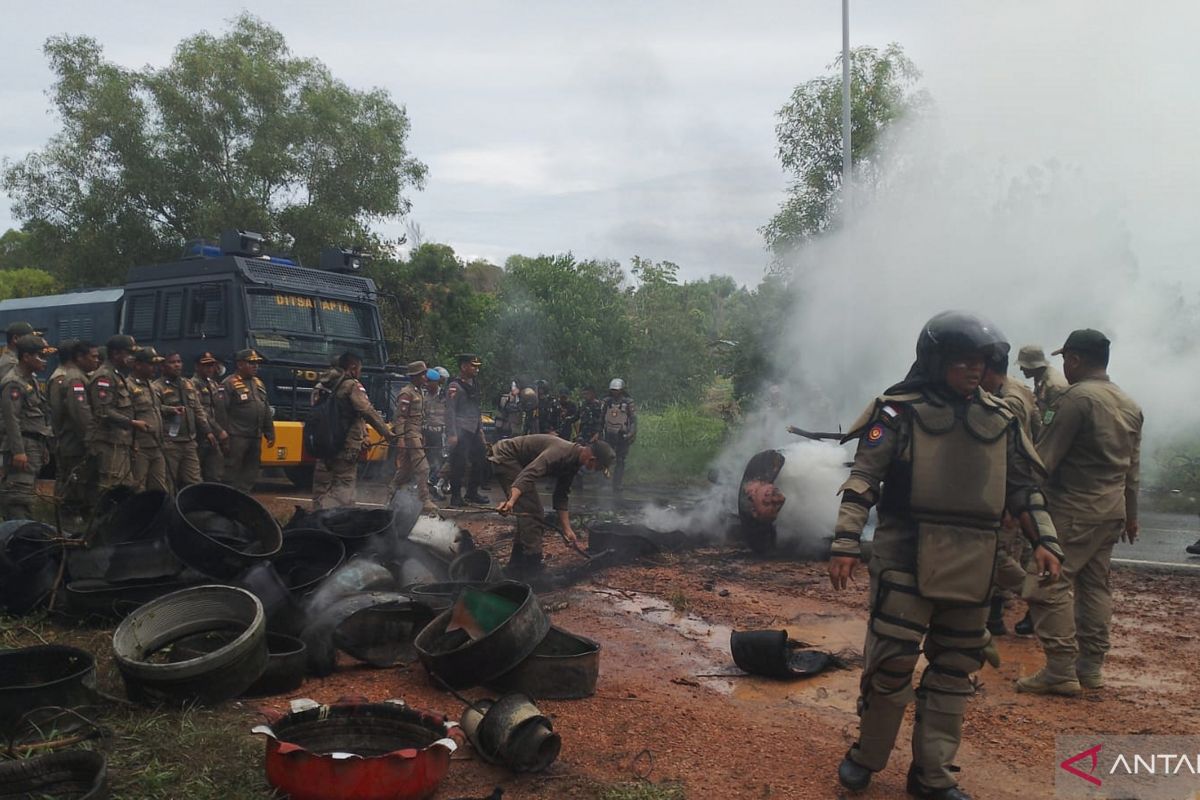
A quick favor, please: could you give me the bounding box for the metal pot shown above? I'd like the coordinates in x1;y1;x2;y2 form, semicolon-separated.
487;626;600;700
0;521;61;615
113;584;267;705
168;483;281;579
272;529;346;595
0;645;97;730
253;698;462;800
414;581;549;689
447;550;504;583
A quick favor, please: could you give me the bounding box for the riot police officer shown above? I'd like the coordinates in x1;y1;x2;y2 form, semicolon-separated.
829;312;1064;800
577;385;603;442
445;353;487;506
555;386;579;440
600;378;637;494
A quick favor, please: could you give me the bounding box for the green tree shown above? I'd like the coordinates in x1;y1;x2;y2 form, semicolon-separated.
481;254;631;401
0;268;61;300
0;229;33;271
626;257;716;407
367;243;494;368
2;14;426;287
762;43;926;257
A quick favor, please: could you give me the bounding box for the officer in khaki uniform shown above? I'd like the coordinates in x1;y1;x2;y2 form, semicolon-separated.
1017;345;1068;419
491;434;614;575
129;347;169;494
981;352;1042;635
311;352;394;509
155;351;216;489
423;368;449;498
89;335;142;492
0;336;57;519
222;349;274;493
830;312;1063;800
0;322;40;387
1019;329;1143;696
389;361;435;512
48;340;100;519
193;352;229;482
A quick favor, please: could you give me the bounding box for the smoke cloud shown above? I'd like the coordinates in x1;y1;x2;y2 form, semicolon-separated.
646;1;1200;546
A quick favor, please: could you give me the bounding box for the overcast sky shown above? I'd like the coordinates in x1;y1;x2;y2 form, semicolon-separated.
0;1;949;285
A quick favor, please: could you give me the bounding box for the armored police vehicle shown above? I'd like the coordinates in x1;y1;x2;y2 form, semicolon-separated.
0;231;398;486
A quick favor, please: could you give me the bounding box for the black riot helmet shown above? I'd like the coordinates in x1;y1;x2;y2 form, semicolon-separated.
890;311;1010;392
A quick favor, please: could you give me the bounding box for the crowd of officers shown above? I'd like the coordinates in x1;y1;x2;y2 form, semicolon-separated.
380;353;636;504
0;323;275;523
829;314;1142;800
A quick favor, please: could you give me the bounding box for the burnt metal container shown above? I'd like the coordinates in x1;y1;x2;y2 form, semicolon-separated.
0;645;97;730
414;581;549;689
168;483;281;579
487;626;600;700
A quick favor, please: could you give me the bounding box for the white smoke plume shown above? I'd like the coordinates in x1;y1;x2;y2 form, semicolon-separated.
644;1;1200;546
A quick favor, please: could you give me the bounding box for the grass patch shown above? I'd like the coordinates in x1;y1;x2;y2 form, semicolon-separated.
624;404;728;485
667;588;689;614
600;781;687;800
0;615;272;800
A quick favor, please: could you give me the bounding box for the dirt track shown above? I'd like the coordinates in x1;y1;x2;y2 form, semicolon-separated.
247;497;1200;799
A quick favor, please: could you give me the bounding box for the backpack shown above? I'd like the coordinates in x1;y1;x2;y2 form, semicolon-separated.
303;377;351;460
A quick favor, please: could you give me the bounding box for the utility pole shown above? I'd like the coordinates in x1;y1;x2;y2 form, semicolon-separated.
841;0;852;204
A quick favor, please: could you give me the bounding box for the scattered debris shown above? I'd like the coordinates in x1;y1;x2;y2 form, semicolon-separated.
729;629;844;679
0;750;107;799
459;693;561;773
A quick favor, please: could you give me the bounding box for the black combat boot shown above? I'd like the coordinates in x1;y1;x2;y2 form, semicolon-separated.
449;492;465;508
837;749;873;792
906;765;972;799
1013;610;1033;636
464;490;489;505
986;595;1008;636
1187;538;1200;556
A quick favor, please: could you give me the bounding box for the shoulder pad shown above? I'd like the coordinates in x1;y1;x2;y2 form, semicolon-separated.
843;394;914;441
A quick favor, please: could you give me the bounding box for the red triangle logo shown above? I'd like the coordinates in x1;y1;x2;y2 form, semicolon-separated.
1060;743;1103;787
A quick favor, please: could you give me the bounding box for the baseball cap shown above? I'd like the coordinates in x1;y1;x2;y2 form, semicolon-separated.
235;348;265;362
6;321;41;339
14;335;56;356
1051;329;1110;357
132;346;165;364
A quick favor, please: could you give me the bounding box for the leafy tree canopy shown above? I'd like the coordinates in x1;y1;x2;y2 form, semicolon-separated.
763;43;926;260
2;13;426;287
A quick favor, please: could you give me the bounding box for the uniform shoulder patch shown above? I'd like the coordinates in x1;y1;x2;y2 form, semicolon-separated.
95;378;111;388
1042;409;1055;426
9;388;20;401
865;422;886;448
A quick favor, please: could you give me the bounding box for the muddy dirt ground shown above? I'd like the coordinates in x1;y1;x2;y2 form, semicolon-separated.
247;493;1200;800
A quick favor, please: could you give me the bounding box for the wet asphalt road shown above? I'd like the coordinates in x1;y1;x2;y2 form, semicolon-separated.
1115;510;1200;570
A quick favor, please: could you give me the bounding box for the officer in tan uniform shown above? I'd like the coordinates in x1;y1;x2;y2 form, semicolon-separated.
423;368;449;498
1017;345;1068;420
1018;329;1143;696
389;361;436;512
830;312;1063;800
981;350;1042;635
48;340;99;520
222;349;274;493
129;347;169;494
0;322;40;386
311;351;394;509
88;335;142;492
491;433;615;575
155;351;216;489
0;336;57;519
193;352;229;482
